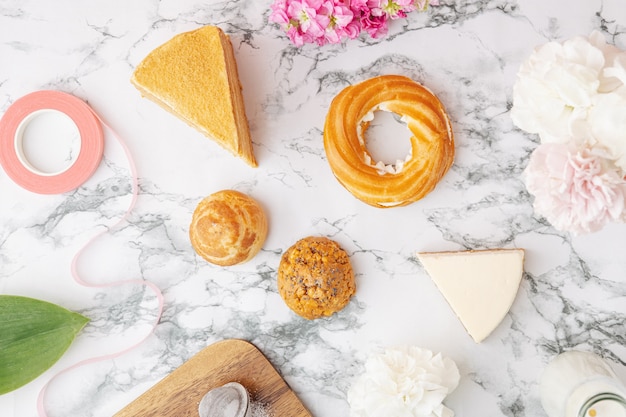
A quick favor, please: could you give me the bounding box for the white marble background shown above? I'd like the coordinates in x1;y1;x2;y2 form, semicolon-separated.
0;1;625;416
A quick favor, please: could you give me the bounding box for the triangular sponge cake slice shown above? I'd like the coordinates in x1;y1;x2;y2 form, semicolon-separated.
417;249;525;343
131;25;257;167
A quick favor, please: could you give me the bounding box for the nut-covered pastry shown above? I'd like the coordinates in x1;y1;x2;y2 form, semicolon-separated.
189;190;267;266
278;236;355;319
323;74;454;208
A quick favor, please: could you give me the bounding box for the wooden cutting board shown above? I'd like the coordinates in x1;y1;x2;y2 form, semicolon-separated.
114;339;313;417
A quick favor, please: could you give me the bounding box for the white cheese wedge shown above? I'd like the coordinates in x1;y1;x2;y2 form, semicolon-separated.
417;249;525;343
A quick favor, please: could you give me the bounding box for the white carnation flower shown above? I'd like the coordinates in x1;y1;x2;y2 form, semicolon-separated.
511;32;606;143
603;52;626;90
593;31;626;92
588;86;626;171
348;346;460;417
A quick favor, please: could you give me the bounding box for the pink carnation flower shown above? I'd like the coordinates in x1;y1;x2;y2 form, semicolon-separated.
524;143;626;234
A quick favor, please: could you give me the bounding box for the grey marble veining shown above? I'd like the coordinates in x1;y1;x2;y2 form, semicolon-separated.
1;1;626;417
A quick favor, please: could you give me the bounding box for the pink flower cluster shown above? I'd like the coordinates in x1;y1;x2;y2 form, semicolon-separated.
269;0;438;46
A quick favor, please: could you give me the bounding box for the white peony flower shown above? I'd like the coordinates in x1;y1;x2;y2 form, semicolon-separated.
348;346;460;417
511;32;607;143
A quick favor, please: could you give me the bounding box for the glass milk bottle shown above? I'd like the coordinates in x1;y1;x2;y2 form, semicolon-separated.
540;350;626;417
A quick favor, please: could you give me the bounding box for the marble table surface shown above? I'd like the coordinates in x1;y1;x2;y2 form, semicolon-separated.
1;1;625;416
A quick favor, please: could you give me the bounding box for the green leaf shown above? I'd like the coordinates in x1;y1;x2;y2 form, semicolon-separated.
0;295;89;394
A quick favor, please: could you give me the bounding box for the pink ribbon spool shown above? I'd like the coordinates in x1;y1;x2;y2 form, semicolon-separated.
0;90;104;194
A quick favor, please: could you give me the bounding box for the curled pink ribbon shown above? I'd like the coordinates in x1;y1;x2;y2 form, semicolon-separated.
32;103;164;417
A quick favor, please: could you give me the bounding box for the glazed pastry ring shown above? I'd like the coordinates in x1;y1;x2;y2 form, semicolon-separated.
323;75;455;208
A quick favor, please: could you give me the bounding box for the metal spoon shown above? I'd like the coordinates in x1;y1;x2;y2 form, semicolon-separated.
198;382;251;417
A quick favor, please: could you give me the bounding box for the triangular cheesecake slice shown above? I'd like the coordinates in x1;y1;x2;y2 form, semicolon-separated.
417;249;525;343
131;25;257;167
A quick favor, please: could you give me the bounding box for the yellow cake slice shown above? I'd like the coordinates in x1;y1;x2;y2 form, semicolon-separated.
131;25;257;167
417;249;525;343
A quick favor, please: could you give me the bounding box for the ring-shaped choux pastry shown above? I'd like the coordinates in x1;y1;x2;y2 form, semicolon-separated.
323;75;454;208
